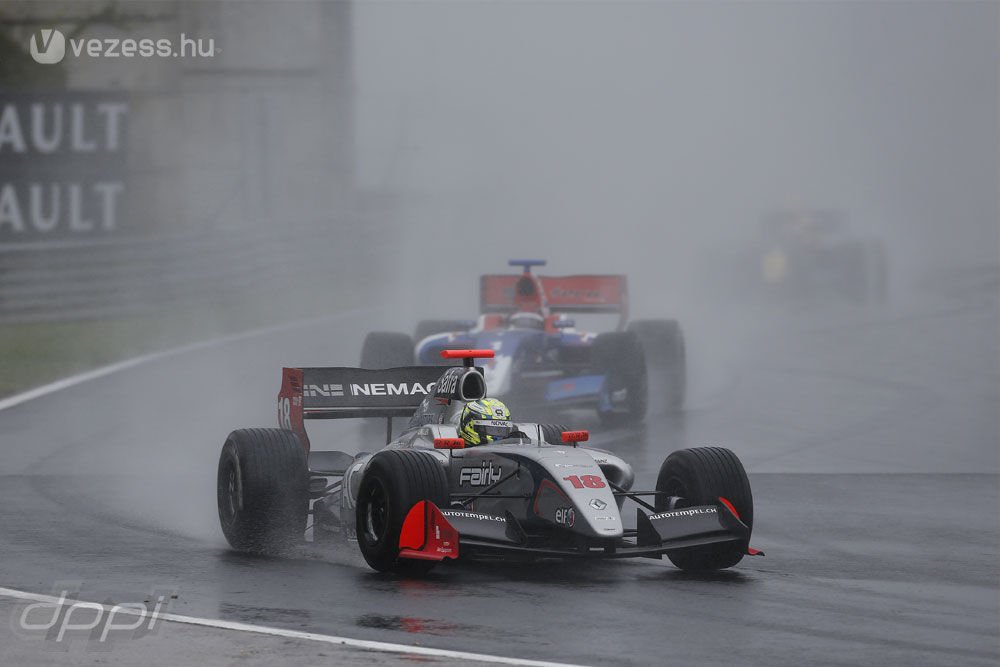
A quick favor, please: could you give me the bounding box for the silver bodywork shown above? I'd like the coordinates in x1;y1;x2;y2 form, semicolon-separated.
339;419;636;541
318;364;636;544
304;362;749;562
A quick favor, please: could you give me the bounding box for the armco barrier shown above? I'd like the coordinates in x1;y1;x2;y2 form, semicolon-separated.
0;220;382;323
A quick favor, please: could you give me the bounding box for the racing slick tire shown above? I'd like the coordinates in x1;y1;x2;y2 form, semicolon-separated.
655;447;753;570
356;449;450;575
538;424;570;445
628;319;686;412
217;428;309;555
413;319;470;344
361;332;414;369
593;331;648;425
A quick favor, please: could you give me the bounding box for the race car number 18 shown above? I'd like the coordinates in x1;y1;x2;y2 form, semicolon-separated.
278;398;292;430
563;475;606;489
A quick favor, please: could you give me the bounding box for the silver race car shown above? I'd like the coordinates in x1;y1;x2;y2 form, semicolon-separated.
216;349;762;574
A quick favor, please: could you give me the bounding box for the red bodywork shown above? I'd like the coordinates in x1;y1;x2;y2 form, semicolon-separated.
398;501;460;562
440;349;496;360
277;367;309;452
433;437;465;450
479;273;629;328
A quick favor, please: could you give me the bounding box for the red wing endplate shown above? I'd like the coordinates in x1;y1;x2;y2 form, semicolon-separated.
398;501;460;562
718;496;765;556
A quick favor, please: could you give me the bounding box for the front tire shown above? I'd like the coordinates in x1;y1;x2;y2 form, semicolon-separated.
355;449;449;574
413;319;469;343
217;428;309;555
655;447;753;570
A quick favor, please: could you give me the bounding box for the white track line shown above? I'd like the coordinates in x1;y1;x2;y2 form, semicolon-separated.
0;586;585;667
0;308;378;413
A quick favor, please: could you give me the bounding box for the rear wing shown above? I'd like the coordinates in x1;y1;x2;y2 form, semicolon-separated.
277;352;493;451
278;366;444;450
480;274;629;318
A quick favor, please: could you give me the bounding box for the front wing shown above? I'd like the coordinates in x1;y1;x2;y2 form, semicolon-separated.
397;500;761;562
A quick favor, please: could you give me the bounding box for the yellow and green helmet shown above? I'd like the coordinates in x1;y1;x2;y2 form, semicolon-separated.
459;398;513;446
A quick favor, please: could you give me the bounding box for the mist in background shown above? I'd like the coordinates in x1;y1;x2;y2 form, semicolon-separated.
3;1;995;320
355;2;998;311
350;1;998;415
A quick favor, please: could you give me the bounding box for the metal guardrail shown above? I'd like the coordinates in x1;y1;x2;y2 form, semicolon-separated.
0;219;383;323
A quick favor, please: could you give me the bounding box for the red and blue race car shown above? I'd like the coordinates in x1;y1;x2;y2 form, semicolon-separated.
361;260;685;424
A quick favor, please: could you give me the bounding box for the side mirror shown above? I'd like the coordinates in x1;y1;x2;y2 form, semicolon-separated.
561;430;589;443
434;438;465;450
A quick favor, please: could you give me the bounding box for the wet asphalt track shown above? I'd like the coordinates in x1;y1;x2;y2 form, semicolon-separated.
0;287;997;666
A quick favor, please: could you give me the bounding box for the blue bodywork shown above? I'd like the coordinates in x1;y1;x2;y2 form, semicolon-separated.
415;325;610;413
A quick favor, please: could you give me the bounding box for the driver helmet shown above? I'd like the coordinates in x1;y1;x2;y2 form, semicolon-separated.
509;311;545;330
459;398;514;446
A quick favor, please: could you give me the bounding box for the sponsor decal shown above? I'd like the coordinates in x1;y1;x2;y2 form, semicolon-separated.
589;498;607;510
349;382;432;397
594;515;617;521
459;462;502;487
554;507;575;527
303;382;433;398
649;507;717;520
0;94;130;240
434;369;462;397
440;510;505;523
303;383;344;398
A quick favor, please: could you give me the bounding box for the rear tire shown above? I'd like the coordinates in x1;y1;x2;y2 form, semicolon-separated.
628;319;686;412
655;447;753;570
361;332;414;369
593;331;648;425
355;450;449;574
538;424;570;445
217;428;309;555
413;319;469;343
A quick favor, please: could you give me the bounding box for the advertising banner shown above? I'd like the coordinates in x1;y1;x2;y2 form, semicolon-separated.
0;91;130;242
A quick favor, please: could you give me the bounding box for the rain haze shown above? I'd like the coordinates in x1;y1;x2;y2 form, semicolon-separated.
0;2;996;666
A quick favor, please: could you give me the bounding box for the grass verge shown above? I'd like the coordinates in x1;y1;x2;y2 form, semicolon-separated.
0;289;368;399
